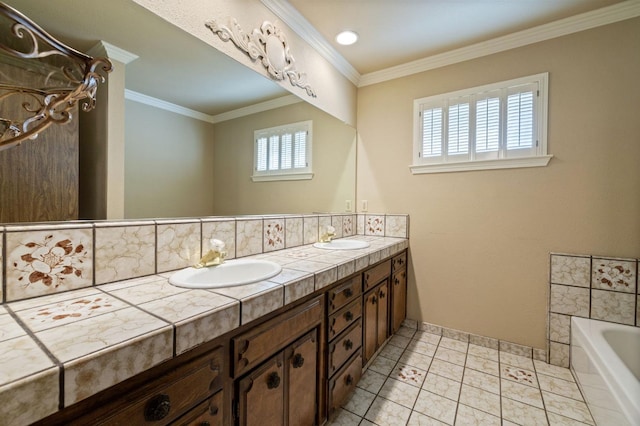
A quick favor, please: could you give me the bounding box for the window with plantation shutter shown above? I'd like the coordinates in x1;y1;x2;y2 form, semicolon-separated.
252;120;313;181
411;73;551;174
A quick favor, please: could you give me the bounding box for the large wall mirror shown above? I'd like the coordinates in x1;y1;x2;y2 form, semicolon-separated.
2;0;356;222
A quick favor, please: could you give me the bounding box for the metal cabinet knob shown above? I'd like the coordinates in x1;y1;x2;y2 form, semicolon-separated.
344;288;353;297
292;353;305;368
144;394;171;421
267;372;281;389
344;339;353;350
345;311;354;321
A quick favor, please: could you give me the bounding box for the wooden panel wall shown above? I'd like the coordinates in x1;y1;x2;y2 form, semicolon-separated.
0;63;79;223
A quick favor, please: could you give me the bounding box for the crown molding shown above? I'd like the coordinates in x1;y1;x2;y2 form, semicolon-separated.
88;41;138;64
260;0;361;85
359;0;640;87
210;95;302;123
125;90;302;124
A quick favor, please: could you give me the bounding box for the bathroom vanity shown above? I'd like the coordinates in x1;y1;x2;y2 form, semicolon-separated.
28;248;408;426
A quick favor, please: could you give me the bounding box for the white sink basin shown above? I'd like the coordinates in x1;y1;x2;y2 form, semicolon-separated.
313;239;370;250
169;259;282;289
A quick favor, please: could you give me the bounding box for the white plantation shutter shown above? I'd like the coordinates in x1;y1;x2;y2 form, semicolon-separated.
411;73;550;173
294;130;307;168
447;101;469;156
506;83;536;156
421;107;443;158
253;121;313;181
475;94;500;154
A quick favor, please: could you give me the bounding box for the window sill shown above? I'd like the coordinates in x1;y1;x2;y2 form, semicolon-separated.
251;172;314;182
409;155;553;174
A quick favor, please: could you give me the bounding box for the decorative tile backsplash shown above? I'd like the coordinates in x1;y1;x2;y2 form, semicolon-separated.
548;253;639;367
0;213;409;304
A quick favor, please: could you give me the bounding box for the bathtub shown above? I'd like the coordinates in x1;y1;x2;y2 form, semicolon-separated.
570;317;640;426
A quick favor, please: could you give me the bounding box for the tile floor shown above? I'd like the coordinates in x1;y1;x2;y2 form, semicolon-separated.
328;326;595;426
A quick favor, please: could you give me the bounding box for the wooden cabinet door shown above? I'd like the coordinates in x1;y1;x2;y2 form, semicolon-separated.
363;290;378;364
392;270;407;334
237;353;284;426
376;281;389;348
286;330;318;426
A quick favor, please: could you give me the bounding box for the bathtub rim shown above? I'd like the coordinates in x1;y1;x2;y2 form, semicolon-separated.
570;316;640;425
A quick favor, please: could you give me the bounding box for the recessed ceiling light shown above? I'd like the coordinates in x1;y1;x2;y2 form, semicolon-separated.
336;30;358;46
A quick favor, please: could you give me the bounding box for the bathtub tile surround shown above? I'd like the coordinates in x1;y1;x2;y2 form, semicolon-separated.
328;325;595;426
4;224;93;301
94;221;156;284
548;253;639;367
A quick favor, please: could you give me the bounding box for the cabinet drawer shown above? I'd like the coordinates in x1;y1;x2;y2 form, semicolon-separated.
172;390;223;426
328;276;361;313
232;295;323;377
364;260;391;291
328;353;362;415
392;251;407;273
328;298;362;340
328;320;362;375
98;346;224;425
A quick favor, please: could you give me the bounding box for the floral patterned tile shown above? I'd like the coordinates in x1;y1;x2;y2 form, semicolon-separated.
342;215;354;236
550;255;591;287
413;390;457;424
393;363;428;387
591;258;636;293
263;218;284;252
365;215;385;236
156;221;200;273
94;222;155;285
202;219;236;259
12;289;128;333
501;365;538;388
284;217;303;248
5;226;93;301
364;395;412;425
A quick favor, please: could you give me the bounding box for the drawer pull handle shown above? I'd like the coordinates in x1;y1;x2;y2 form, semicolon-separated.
345;374;354;386
371;296;377;304
292;353;305;368
379;291;385;299
344;288;353;297
345;311;354;321
267;372;281;389
344;339;353;350
210;405;219;416
144;394;171;421
394;278;399;285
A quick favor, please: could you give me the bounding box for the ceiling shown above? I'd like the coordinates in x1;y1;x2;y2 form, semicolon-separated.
3;0;632;116
287;0;626;75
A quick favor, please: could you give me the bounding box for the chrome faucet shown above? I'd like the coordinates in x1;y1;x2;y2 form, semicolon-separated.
194;239;227;268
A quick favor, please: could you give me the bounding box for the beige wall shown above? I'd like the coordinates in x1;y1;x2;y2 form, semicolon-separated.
124;100;216;218
356;18;640;349
212;102;356;215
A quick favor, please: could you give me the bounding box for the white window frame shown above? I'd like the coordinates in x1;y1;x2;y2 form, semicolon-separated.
252;120;313;182
410;73;552;174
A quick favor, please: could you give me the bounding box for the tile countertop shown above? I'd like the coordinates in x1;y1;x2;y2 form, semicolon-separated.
0;235;408;425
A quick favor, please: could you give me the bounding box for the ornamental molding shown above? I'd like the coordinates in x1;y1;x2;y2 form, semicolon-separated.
205;18;316;98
